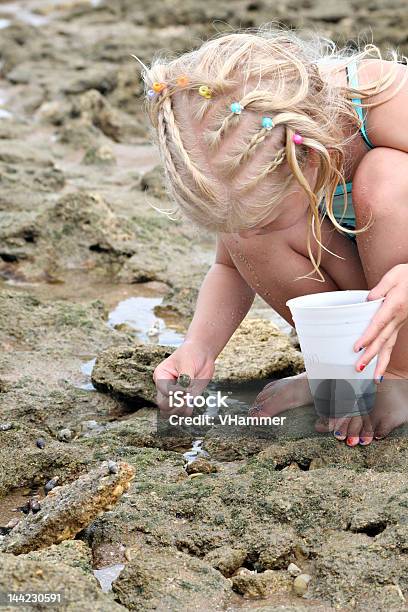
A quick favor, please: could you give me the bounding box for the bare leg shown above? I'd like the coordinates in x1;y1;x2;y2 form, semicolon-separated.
221;210;367;417
328;148;408;445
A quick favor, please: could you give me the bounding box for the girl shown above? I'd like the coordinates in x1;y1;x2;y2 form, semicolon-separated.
136;25;408;447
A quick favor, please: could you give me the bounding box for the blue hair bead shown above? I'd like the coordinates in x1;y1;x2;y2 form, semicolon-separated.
230;102;243;114
262;117;274;130
147;89;156;99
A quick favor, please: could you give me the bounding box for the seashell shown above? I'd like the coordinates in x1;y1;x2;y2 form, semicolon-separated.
293;574;311;596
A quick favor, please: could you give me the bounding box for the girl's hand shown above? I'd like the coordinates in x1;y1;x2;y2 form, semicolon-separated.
153;341;215;415
353;264;408;380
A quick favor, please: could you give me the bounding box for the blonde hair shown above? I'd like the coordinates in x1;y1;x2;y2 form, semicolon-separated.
135;24;407;281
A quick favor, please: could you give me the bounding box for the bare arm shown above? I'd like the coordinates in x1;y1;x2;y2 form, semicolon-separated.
184;235;256;359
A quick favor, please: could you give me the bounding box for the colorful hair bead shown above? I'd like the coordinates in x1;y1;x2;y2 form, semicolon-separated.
230;102;243;114
261;117;274;130
176;75;189;87
152;82;166;93
147;89;156;99
292;133;304;145
198;85;212;99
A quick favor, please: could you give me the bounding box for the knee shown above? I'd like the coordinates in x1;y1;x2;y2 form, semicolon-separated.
352;147;408;223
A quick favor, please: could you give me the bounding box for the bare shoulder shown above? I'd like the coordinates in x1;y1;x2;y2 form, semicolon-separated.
360;59;408;152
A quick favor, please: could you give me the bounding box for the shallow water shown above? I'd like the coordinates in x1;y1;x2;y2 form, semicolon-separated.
108;296;184;346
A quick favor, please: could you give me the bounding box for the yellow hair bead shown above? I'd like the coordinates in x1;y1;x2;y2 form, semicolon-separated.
198;85;212;99
152;82;166;93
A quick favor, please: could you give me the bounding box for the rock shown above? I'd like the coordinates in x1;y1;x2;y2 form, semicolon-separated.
231;569;292;598
22;540;93;578
203;546;247;577
214;318;304;382
91;344;173;404
0;552;125;611
36;438;46;449
287;562;302;576
57;428;73;442
0;427;90;498
1;461;135;554
82;145;116;165
154;285;199;320
309;457;328;470
140;165;167;199
185;458;217;475
0;423;13;431
293;573;312;596
112;545;231;610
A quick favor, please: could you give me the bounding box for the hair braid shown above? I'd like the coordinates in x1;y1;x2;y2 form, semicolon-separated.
157;108;207;211
161;96;216;200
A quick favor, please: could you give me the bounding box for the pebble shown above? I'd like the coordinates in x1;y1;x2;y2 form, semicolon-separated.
6;518;20;530
29;498;41;514
57;428;72;442
0;423;13;431
108;460;118;474
44;476;60;495
287;562;302;577
177;373;191;388
293;573;311;596
36;438;46;449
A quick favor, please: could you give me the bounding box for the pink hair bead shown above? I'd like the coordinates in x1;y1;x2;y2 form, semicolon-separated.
292;133;303;145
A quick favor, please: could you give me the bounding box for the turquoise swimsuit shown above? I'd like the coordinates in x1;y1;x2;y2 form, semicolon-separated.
320;60;375;241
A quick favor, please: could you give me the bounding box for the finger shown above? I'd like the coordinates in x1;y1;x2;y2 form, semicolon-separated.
353;289;406;352
373;329;400;381
366;267;400;301
354;319;399;372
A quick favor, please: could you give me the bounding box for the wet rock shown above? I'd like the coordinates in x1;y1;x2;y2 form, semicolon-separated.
112;545;231;610
231;569;292;598
0;427;90;498
1;461;135;554
0;552;125;611
154;285;199;320
185;457;217;475
203;546;247;577
214;318;304;382
91;344;173;404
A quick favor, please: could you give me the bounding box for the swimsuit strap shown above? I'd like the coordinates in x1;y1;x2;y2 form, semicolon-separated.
346;61;375;150
334;181;353;196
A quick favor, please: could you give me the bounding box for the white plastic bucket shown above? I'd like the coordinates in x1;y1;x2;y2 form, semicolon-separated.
286;290;385;417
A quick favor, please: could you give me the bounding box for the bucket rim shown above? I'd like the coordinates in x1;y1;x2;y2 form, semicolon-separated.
286;290;385;311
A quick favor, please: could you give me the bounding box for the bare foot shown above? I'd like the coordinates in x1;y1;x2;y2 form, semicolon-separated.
316;369;408;446
249;371;313;417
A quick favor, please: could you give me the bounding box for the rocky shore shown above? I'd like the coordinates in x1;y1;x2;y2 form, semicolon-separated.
0;1;407;610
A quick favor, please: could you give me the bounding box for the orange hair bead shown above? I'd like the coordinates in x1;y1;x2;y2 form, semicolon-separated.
176;75;189;87
152;82;166;93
